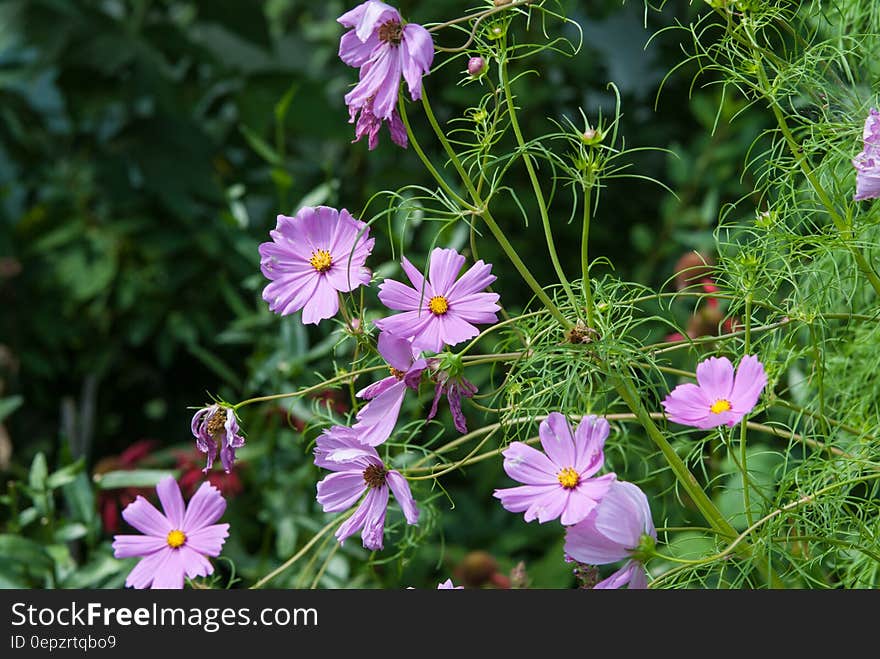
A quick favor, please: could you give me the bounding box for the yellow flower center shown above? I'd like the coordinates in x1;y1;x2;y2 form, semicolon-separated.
309;249;333;273
710;399;732;414
166;529;187;548
557;467;580;489
428;295;449;315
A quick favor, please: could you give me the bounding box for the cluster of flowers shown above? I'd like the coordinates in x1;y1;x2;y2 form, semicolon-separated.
109;0;784;589
293;220;500;550
492;353;767;588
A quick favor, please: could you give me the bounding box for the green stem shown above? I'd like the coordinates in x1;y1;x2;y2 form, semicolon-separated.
500;57;579;313
415;89;572;328
396;97;472;209
612;371;738;539
581;182;595;326
740;295;754;527
754;60;880;297
251;514;348;589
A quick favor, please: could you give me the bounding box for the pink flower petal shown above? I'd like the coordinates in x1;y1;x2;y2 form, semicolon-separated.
729;354;767;416
352;379;407;447
539;412;576;469
156;476;185;529
121;495;172;538
428;248;466;294
184;524;230;557
500;442;558;485
386;470;419;525
182;481;227;532
695;356;734;401
573;415;610;477
112;535;167;559
317;471;368;513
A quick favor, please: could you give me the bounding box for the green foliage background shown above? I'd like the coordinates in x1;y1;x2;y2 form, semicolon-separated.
5;0;875;589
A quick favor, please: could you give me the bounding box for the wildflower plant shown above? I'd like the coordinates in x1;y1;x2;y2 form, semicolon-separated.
160;0;880;590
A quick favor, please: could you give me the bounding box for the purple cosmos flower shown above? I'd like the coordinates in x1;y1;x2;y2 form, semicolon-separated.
375;248;501;353
564;480;656;590
338;1;433;150
662;354;767;430
427;359;478;434
112;475;229;589
352;332;428;447
190;404;245;473
852;108;880;201
493;413;616;525
437;578;463;589
259;206;375;324
315;425;418;550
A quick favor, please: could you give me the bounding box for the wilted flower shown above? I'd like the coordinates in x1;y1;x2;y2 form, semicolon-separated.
852;108;880;201
113;476;229;589
661;354;767;429
259;206;375;324
493;413;616;525
375;248;500;353
426;354;478;434
190;404;245;473
338;1;433;149
352;332;428;447
315;426;419;551
351;99;408;149
564;480;656;590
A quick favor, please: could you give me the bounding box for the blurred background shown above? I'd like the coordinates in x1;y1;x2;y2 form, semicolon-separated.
0;0;769;588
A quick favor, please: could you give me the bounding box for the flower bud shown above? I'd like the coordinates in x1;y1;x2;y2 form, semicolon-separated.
581;127;604;146
467;56;486;77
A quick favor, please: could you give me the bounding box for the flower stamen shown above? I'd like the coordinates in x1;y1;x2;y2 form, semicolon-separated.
363;464;388;489
378;19;402;45
428;295;449;315
166;529;187;548
309;249;333;273
710;399;732;414
557;467;580;489
205;408;227;437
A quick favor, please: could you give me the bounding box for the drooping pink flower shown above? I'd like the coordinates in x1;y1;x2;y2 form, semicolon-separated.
352;332;428;447
427;358;478;434
351;99;408;150
259;206;375;324
493;413;616;525
661;354;767;429
338;1;433;150
315;425;419;551
564;480;656;590
375;248;500;353
852;108;880;201
112;476;229;589
190;404;245;474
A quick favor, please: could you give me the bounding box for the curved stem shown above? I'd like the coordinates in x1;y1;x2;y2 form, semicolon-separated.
251;514;348;589
752;58;880;296
417;88;572;328
499;57;579;313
